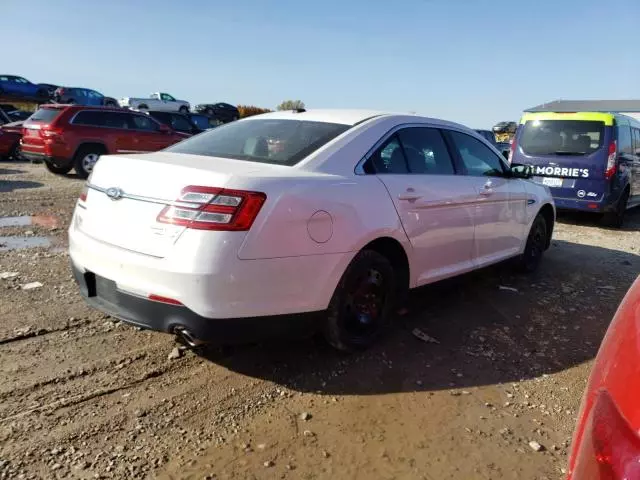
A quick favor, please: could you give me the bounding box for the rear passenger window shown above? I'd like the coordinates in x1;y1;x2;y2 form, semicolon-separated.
72;110;106;127
130;114;159;131
616;119;633;155
632;128;640;155
449;130;505;177
366;135;409;174
397;128;455;175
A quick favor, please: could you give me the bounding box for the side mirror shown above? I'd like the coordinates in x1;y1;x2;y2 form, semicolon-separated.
158;124;171;134
510;163;533;179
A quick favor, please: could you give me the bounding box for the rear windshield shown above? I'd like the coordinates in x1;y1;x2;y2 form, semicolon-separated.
166;119;350;166
28;108;63;123
519;120;605;155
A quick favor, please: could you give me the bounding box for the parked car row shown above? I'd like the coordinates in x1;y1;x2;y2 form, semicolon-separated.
1;75;241;127
20;105;187;178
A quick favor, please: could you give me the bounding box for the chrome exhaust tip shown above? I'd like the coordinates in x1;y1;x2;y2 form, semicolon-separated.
174;327;205;348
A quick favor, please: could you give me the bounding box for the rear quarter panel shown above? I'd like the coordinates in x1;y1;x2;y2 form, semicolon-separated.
236;175;411;261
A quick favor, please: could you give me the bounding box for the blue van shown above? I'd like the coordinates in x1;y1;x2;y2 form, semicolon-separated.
510;112;640;227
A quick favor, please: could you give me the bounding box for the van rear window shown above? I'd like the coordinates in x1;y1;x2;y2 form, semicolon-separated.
519;120;604;156
28;108;63;124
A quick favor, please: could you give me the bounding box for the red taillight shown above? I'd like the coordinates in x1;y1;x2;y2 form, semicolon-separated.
157;186;266;231
79;184;88;203
148;294;183;306
41;128;65;144
605;141;617;179
590;391;640;479
588;203;599;209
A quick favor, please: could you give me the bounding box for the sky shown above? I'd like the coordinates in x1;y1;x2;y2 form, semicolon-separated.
4;0;640;127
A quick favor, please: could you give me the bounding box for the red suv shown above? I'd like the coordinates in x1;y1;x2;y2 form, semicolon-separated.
20;105;187;178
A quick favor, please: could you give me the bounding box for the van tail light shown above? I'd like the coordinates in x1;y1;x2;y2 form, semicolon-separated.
508;138;516;164
605;141;617;179
157;186;266;231
586;390;640;479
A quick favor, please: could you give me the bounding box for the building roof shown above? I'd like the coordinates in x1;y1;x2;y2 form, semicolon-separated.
526;99;640;113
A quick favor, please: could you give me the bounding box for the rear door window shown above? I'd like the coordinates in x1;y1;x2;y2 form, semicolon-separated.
72;110;106;127
519;120;605;155
397;128;455;175
449;130;506;177
366;135;409;174
616;119;633;155
168;114;193;132
130;114;160;131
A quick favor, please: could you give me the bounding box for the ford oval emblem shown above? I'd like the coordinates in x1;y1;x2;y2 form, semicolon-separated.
106;187;124;200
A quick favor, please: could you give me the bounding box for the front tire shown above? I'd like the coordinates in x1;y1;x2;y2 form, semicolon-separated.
44;159;74;175
324;250;397;352
74;146;105;179
516;214;548;273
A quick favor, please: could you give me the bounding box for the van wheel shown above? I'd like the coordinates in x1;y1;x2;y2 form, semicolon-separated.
324;250;397;352
74;146;105;179
44;159;74;175
602;190;629;228
516;214;547;273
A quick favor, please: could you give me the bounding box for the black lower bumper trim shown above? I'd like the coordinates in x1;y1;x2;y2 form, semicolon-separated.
71;263;324;345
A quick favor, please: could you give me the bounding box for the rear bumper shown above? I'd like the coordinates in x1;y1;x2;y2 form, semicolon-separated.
20;151;48;163
553;194;619;213
71;263;324;344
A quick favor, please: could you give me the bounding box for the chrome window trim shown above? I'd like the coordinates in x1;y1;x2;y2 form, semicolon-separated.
354;122;471;175
69;109;162;132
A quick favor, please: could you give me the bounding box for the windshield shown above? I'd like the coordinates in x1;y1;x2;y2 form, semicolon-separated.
519;119;605;155
166;118;350;166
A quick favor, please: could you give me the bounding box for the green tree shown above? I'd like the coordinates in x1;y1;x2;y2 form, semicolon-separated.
277;100;306;111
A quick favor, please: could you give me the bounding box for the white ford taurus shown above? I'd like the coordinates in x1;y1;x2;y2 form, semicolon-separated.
69;109;555;351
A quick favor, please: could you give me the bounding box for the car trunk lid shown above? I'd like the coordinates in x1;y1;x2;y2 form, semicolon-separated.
77;152;267;257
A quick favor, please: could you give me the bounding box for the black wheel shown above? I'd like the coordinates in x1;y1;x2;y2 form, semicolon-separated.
232;115;239;121
74;146;105;179
602;189;629;228
138;104;148;111
516;214;548;273
105;100;117;107
44;159;74;175
179;106;189;114
206;108;214;116
8;142;20;161
324;250;397;352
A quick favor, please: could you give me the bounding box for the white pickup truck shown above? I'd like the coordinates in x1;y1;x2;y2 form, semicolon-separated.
118;92;190;113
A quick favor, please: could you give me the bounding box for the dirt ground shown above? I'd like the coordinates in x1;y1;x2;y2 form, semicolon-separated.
1;162;639;480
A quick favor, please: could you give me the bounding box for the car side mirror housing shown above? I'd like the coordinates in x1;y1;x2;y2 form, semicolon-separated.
510;163;533;179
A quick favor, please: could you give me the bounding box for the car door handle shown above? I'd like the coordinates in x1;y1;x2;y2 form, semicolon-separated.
479;182;494;196
398;193;423;201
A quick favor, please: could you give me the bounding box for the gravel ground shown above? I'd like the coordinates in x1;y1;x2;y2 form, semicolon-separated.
1;162;639;480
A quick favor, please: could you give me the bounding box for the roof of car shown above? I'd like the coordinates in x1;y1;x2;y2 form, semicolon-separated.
526;99;640;113
252;109;472;132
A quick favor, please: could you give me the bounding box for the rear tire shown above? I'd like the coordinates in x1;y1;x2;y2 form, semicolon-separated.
74;146;105;179
602;189;629;228
516;213;548;273
138;104;148;111
44;159;74;175
179;106;189;114
206;108;214;116
324;250;397;352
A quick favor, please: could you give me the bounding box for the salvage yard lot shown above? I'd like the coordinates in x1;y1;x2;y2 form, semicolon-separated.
1;162;639;480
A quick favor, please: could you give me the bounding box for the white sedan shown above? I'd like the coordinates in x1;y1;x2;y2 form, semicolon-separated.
69;110;555;351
